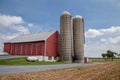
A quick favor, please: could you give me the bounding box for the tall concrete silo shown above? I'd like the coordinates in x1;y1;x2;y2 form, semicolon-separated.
73;15;84;63
59;11;72;62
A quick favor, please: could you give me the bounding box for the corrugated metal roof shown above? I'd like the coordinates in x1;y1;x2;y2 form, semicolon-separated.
6;31;57;43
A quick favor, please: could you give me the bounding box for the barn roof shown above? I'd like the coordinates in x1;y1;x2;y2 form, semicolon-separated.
6;31;57;43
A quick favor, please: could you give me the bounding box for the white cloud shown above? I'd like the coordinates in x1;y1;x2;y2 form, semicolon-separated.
28;23;33;27
109;36;120;44
100;38;107;42
0;14;30;34
100;26;120;33
12;25;30;34
85;26;120;57
85;29;103;38
100;36;120;44
86;26;120;38
0;14;32;51
0;14;23;26
1;33;19;40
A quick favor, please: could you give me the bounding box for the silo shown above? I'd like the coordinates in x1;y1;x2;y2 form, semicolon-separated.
59;11;72;62
73;15;84;63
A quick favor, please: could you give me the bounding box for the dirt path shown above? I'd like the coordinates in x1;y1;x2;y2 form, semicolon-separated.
0;62;120;80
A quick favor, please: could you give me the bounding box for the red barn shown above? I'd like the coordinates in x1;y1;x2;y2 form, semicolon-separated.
4;31;59;61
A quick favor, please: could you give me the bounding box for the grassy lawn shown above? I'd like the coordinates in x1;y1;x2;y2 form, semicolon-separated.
0;57;65;65
1;57;119;65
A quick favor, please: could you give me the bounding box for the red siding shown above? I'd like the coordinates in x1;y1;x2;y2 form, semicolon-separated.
4;43;11;53
46;31;59;57
38;43;44;55
22;44;26;55
32;44;36;55
5;41;45;56
26;44;31;55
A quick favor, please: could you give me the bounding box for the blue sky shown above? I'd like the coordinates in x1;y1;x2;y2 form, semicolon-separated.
0;0;120;57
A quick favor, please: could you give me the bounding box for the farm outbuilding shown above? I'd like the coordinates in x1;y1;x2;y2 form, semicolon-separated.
4;31;59;61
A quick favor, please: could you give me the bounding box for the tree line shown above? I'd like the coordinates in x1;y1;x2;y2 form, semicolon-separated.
102;50;120;61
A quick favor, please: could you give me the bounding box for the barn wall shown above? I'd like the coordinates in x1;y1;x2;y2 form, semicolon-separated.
46;31;59;57
4;43;11;53
10;41;45;56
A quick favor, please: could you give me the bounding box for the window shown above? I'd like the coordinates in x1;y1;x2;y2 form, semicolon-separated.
48;56;52;60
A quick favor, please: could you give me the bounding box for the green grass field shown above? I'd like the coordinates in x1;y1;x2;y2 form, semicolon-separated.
90;58;120;62
0;57;65;65
0;57;120;65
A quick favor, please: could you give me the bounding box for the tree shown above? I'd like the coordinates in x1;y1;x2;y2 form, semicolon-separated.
102;53;107;60
101;50;117;61
117;53;120;57
106;50;117;61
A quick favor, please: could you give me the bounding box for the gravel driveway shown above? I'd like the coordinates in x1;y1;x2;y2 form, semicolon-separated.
0;63;101;74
